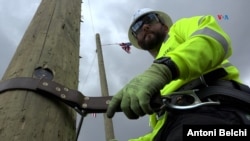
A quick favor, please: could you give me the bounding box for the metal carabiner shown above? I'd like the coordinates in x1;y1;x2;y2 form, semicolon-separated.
161;89;220;110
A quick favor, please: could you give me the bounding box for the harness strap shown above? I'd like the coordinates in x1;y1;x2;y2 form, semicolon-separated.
178;68;228;91
164;67;250;114
0;77;113;115
197;82;250;106
0;77;163;114
177;67;250;107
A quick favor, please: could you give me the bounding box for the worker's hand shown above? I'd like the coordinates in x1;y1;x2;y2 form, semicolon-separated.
106;63;173;119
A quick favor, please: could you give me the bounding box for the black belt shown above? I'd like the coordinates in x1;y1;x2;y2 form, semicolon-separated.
197;80;250;106
177;68;228;91
164;68;250;111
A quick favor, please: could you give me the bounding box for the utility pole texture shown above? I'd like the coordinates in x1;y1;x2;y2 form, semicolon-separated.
0;0;82;140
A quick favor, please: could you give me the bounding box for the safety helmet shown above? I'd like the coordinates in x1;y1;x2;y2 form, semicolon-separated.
128;8;173;49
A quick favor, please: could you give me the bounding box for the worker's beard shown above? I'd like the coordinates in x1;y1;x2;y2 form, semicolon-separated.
138;31;166;50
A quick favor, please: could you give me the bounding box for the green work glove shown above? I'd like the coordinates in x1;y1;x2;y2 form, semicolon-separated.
106;63;173;119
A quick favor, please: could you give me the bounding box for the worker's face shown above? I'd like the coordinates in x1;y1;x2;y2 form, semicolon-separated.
131;13;168;50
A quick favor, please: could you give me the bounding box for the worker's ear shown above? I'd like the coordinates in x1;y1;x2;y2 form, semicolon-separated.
163;24;169;32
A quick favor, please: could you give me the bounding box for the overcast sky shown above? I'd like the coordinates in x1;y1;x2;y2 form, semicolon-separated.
1;0;250;141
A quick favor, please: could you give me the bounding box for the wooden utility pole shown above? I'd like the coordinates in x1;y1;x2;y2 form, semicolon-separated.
0;0;81;140
96;33;115;141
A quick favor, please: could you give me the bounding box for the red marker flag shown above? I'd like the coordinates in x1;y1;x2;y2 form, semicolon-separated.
119;42;132;54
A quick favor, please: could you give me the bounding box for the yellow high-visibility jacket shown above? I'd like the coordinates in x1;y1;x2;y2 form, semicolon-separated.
129;15;241;141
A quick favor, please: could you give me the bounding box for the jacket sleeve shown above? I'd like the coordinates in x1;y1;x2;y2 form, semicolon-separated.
159;15;232;80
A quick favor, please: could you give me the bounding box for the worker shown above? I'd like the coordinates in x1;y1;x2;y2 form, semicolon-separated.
107;8;250;141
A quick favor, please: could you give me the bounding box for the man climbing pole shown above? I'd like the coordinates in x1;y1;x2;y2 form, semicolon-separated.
107;8;250;141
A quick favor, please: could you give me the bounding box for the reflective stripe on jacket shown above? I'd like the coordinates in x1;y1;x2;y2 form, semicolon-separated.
129;15;241;141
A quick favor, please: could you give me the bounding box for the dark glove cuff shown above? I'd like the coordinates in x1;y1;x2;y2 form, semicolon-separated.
153;57;179;80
